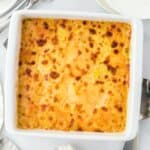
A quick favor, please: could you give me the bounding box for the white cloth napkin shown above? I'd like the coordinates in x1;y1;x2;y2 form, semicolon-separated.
0;138;18;150
0;74;18;150
0;82;3;132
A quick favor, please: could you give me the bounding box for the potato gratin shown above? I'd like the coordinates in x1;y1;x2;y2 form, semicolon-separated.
17;18;131;132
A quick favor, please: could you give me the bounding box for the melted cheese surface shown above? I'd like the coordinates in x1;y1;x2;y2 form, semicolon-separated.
17;18;131;132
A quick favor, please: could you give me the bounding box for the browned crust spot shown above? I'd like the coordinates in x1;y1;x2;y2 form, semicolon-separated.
36;39;47;47
111;41;118;48
89;28;96;34
50;71;59;79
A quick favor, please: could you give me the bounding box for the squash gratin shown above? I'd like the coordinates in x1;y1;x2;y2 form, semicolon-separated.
17;18;131;132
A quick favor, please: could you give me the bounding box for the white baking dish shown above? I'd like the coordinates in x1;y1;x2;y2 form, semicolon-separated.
5;10;143;141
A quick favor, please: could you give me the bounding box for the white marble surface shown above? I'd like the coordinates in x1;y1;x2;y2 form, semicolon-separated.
0;0;150;150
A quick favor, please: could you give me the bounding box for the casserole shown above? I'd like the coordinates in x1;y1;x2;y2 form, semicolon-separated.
5;10;143;141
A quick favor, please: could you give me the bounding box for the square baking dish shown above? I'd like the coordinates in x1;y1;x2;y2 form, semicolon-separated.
5;10;143;141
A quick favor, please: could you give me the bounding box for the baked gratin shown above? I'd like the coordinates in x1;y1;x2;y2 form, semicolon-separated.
17;18;131;132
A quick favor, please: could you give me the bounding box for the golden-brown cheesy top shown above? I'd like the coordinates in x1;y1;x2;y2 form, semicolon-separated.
17;18;131;132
